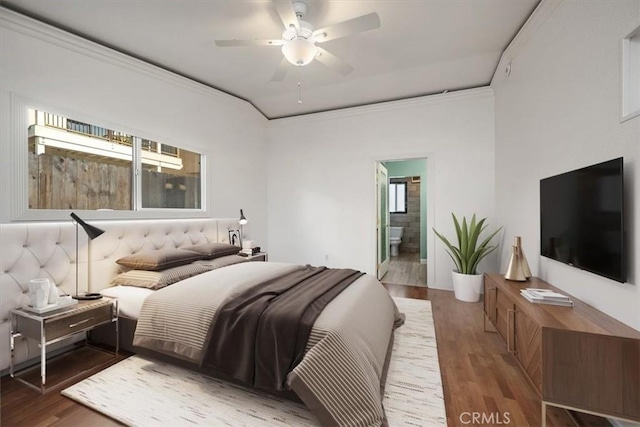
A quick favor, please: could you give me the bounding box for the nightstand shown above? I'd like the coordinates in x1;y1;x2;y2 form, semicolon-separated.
246;252;268;262
10;297;118;394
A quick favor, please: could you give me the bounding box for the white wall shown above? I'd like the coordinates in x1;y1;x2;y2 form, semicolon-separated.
266;88;496;290
0;9;268;246
492;0;640;331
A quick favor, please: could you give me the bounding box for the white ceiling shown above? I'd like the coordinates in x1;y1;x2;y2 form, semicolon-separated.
1;0;539;119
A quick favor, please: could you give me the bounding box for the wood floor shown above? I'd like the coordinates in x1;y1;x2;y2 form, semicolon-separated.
387;285;608;427
425;288;573;426
382;252;427;287
1;285;608;427
1;346;127;426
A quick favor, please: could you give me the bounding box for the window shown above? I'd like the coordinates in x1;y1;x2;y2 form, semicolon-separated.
622;24;640;121
140;140;201;209
27;109;203;211
389;182;407;214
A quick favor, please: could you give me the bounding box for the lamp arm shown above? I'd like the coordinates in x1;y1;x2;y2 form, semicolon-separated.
75;221;79;298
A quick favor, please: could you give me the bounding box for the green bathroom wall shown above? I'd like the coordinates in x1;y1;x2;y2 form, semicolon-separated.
383;159;427;260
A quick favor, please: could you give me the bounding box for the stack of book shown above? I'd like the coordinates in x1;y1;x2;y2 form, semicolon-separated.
239;246;261;257
520;288;574;307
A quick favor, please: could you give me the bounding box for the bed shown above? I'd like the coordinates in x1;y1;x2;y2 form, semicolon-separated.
0;219;232;370
0;219;403;427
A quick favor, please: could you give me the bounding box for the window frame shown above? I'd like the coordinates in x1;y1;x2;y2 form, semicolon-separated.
11;95;209;221
621;24;640;122
389;181;408;214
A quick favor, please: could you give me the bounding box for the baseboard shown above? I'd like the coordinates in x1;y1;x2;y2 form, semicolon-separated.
420;258;427;264
427;284;453;291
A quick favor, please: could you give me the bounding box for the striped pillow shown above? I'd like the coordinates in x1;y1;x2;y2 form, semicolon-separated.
109;264;210;290
195;254;248;269
116;248;203;271
182;242;240;260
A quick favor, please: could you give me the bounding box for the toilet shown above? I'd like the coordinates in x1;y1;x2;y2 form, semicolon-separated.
389;226;404;257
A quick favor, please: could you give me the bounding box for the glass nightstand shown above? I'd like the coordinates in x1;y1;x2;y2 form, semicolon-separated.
10;297;118;394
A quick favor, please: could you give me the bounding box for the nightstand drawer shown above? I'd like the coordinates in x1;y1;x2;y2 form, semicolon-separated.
45;304;113;341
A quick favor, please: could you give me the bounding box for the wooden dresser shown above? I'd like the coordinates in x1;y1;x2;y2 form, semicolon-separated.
483;273;640;425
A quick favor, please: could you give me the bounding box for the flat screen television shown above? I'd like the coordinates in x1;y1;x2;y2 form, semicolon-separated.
540;158;626;283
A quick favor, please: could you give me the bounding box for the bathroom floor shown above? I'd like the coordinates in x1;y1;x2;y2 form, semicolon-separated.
382;252;427;287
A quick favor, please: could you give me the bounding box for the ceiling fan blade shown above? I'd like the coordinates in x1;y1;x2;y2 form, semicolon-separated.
273;0;300;30
315;47;354;76
215;39;284;47
312;12;381;43
271;57;290;82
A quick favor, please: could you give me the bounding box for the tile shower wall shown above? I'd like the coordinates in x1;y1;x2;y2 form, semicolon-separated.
390;178;420;254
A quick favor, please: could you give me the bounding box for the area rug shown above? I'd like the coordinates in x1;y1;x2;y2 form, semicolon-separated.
62;297;446;426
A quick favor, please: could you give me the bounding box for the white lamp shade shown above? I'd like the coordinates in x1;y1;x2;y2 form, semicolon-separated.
282;38;317;66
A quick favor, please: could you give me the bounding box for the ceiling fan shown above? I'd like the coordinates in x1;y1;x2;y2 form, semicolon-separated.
214;0;381;82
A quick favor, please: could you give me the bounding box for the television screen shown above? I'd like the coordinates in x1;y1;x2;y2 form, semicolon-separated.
540;158;625;283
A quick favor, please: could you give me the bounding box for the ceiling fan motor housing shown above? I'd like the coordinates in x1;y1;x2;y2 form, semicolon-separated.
283;20;313;41
292;1;308;18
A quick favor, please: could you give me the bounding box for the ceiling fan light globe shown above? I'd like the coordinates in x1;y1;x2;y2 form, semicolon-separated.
282;38;317;66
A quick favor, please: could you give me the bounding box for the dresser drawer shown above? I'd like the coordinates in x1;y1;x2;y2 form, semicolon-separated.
45;304;113;341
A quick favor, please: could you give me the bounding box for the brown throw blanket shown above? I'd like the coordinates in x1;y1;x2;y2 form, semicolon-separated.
200;265;364;391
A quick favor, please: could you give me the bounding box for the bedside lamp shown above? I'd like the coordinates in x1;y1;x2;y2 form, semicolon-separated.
238;209;248;247
70;212;105;300
239;209;248;226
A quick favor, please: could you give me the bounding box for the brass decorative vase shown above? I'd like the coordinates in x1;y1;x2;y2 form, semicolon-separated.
504;236;531;281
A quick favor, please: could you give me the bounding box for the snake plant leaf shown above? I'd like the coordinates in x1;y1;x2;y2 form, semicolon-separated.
467;216;483;254
433;228;463;273
467;214;478;254
464;215;483;273
434;213;502;276
468;244;499;274
460;215;469;263
445;251;463;274
477;226;503;252
452;213;462;246
451;213;465;271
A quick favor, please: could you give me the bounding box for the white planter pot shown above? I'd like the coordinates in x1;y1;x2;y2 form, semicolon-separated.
451;270;483;302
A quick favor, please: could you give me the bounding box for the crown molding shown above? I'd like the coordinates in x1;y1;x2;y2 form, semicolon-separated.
268;87;494;127
490;0;564;85
0;7;266;122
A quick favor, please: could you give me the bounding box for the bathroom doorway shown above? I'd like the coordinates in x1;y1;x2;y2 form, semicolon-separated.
376;158;427;287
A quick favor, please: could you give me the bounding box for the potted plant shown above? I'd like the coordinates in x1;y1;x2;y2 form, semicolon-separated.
433;213;502;302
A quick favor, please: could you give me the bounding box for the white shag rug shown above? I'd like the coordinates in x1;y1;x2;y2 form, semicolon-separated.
62;297;446;426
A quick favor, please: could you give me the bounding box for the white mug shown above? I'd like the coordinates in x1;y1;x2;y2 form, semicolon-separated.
28;278;50;308
48;280;59;304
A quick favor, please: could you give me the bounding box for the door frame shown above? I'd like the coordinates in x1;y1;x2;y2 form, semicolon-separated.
376;162;390;280
373;153;435;288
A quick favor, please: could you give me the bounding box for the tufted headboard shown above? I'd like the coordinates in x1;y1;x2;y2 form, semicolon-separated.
87;218;241;292
0;218;246;371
